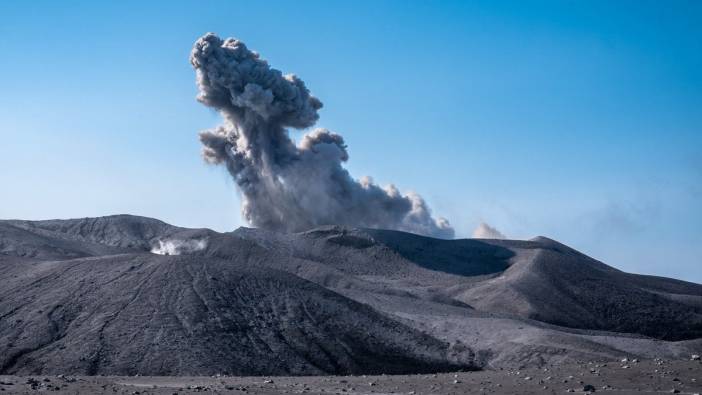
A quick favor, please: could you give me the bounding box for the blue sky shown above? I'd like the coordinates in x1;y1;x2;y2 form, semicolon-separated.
1;1;700;281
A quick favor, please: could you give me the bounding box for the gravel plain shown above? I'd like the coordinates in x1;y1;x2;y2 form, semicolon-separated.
0;359;700;394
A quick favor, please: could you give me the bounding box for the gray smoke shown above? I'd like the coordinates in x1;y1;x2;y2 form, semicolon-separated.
191;33;454;239
151;239;207;255
472;222;506;239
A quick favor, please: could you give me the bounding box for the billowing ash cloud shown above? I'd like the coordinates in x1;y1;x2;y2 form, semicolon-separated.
151;239;207;255
191;33;454;238
472;222;506;239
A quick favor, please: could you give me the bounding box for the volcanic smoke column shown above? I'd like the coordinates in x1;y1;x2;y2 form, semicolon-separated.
191;33;454;238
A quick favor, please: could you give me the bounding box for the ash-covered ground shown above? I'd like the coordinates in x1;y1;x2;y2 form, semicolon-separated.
1;214;701;380
0;358;700;394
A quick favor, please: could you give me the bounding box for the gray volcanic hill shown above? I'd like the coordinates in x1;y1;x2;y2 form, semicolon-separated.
1;215;701;375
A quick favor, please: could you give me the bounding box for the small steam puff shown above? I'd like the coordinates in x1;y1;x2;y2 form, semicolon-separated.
472;222;506;239
191;33;454;239
151;239;207;255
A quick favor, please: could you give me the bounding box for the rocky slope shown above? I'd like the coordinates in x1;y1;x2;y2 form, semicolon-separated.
1;215;700;375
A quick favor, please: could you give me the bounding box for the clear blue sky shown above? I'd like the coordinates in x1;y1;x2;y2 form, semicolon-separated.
1;1;700;282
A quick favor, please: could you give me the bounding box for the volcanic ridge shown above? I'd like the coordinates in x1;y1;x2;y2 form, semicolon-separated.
1;215;700;376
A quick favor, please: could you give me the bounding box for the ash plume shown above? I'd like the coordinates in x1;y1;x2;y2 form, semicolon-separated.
191;33;454;238
472;222;506;239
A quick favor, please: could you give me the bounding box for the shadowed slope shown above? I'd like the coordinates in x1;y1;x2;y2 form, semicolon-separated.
362;228;512;276
0;222;133;260
3;215;180;250
0;253;473;376
457;237;702;340
233;227;702;341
